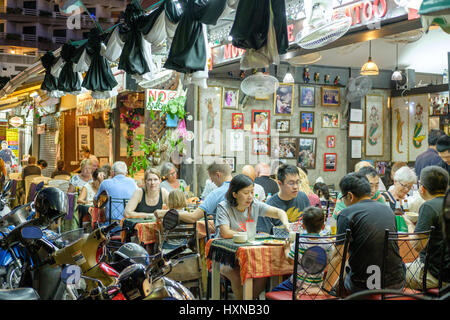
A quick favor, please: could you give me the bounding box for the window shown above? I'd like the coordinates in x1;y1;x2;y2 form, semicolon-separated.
52;29;66;37
23;1;37;9
22;26;36;35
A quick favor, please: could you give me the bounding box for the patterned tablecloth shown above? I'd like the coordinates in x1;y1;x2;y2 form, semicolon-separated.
206;238;293;285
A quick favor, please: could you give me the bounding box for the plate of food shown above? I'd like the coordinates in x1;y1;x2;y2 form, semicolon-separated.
262;239;286;246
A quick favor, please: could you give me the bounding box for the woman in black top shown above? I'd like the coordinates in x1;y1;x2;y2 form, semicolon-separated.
124;168;169;219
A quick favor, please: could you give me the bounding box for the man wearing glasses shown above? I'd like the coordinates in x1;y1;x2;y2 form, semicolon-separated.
257;164;310;234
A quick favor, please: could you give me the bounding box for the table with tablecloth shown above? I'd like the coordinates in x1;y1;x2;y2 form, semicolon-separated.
206;238;293;300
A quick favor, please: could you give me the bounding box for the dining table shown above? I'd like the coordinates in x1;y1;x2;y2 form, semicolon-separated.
206;236;293;300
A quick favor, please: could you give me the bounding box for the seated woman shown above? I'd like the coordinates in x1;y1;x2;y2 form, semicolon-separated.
382;166;417;212
77;168;106;226
160;162;188;192
68;159;93;194
215;174;290;300
51;160;71;178
124;168;169;219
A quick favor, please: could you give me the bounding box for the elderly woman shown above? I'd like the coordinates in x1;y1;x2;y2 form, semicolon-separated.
216;174;290;300
382;166;417;212
68;159;93;193
77;168;106;206
160;162;188;192
124;168;169;219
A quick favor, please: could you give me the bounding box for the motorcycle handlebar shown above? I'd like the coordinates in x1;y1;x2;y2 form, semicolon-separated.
101;221;119;236
162;243;188;261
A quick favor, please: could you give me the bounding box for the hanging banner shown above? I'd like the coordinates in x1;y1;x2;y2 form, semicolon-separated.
365;94;384;156
408;94;429;162
391;97;408;162
6;128;19;158
76;93;117;116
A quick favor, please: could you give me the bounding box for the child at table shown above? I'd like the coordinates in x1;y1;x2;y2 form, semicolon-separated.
271;206;334;296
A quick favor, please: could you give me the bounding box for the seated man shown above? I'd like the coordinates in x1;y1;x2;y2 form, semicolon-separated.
94;161;137;224
257;164;310;234
404;166;450;289
22;156;41;180
241;164;265;202
271;206;334;294
323;172;404;294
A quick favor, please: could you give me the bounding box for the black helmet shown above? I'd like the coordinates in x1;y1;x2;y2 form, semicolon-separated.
34;187;68;223
112;243;150;271
118;264;147;300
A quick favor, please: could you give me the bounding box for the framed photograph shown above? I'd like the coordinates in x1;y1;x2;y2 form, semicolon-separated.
78;126;90;161
220;157;236;173
376;161;389;176
198;86;222;156
222;88;239;109
327;135;335;148
252;137;270;155
349;122;365;138
98;157;110;167
351;139;362;159
78;116;88;127
299;86;315;107
275;119;290;133
231;113;244;129
322;113;340;128
229;131;244;152
321;86;340;106
350;108;363;122
274;83;294;115
251;110;270;134
300;111;314;134
272;137;298;159
365;94;384;156
298;137;316;169
323;153;337;171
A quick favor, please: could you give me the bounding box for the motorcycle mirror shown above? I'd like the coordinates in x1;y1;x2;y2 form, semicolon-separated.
2;180;11;194
21;226;43;239
162;209;179;231
35;181;45;193
96;191;109;209
300;246;328;275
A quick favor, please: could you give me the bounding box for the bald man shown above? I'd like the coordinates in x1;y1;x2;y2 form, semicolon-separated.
242;165;266;202
354;160;386;192
255;162;279;196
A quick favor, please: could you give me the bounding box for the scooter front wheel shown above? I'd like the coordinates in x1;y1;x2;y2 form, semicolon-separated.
6;264;22;289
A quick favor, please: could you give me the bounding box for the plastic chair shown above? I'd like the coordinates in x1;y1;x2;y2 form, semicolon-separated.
106;196;129;250
265;230;351;300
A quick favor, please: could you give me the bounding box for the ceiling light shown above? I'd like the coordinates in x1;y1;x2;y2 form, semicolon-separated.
361;40;379;76
391;43;402;81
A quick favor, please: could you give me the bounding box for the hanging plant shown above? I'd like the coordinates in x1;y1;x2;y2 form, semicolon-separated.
146;94;187;122
120;107;141;157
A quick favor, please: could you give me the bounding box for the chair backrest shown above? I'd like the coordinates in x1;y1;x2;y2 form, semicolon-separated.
381;227;435;298
65;193;77;220
48;180;70;193
203;210;211;241
108;196;129;225
53;175;71;181
292;229;351;300
24;174;41;202
9;179;17;198
32;176;52;185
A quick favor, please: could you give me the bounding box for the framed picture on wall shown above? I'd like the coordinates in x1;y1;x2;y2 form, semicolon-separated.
322;113;340;128
275;119;290;133
365;94;384;156
222;88;239;109
78;126;90;161
198;86;223;156
274;83;294;115
251;110;270;134
327;135;335;148
220;157;236;173
272;137;298;159
232;113;244;129
78;116;88;127
299;86;315;107
229;131;244;152
300;111;314;134
321;86;340;106
349;122;365;138
298;137;316;169
324;153;337;171
252;137;270;155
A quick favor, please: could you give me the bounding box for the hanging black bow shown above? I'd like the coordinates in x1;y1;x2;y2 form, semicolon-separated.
57;43;85;93
40;51;58;92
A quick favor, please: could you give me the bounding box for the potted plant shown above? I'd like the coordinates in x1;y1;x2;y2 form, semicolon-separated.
147;94;186;127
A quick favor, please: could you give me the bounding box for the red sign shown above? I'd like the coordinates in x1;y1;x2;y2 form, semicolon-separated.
343;0;388;26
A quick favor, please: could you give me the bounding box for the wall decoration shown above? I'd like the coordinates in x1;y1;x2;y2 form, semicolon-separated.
274;83;294;115
429;92;449;116
303;67;310;83
299;86;315;107
376;161;389;176
78;126;90;160
351;139;362;159
408;94;429;161
77;116;88;127
198;86;222;156
222;88;239;109
324;153;337;171
365;94;384;156
300;111;314;134
322;112;340;128
93;128;109;158
298;137;316;169
391;97;408;162
252;137;270;155
272;137;298;159
251;110;270;134
229;131;244;152
350;108;363;122
220;157;236;173
232;113;244;129
348;122;365;138
321;86;340;106
327;135;335;148
275;119;290;133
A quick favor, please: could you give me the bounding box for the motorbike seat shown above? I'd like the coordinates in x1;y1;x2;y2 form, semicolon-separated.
0;288;40;300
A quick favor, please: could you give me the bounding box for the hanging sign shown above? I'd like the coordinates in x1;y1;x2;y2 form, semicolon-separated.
145;89;178;110
7;116;25;128
6;128;19;158
76;93;117;116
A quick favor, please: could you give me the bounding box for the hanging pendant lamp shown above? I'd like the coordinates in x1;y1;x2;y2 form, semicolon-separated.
360;40;379;76
391;43;403;81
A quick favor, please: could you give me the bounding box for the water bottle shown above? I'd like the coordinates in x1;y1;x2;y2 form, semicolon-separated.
267;193;272;201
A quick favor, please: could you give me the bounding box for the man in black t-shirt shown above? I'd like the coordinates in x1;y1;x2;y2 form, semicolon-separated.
323;172;404;294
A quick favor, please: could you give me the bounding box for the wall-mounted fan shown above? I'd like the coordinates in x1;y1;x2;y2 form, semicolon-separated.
240;72;279;98
345;76;372;102
296;0;351;49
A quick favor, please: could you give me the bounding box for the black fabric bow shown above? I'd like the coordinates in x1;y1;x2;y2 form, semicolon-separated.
57;43;84;92
40;51;58;92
